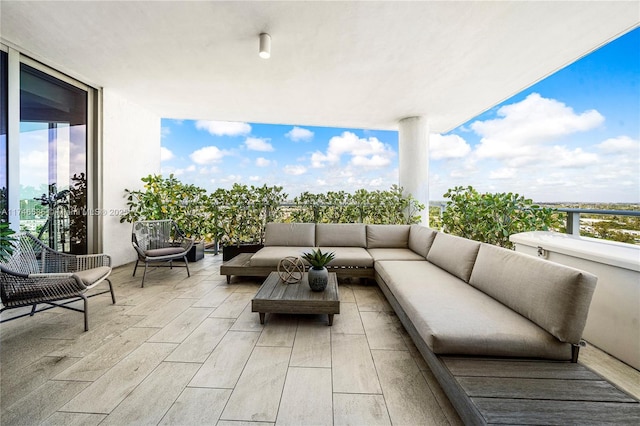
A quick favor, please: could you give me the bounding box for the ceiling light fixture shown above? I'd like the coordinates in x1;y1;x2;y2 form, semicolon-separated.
259;33;271;59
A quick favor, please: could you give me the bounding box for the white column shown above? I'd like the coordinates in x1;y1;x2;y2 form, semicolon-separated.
7;48;20;232
398;116;429;225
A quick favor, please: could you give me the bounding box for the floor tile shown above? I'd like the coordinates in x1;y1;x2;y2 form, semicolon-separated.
61;342;176;414
256;314;298;347
191;286;235;308
55;327;158;381
333;393;391;426
166;317;235;362
189;331;260;388
159;388;231;425
331;333;382;394
330;302;364;335
134;298;197;328
41;411;107;426
372;349;449;425
99;362;200;426
147;307;213;343
360;310;407;350
353;287;393;312
276;367;332;425
210;292;254;318
290;322;331;367
221;346;291;422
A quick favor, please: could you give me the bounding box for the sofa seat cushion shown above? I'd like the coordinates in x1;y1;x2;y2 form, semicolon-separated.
318;247;373;268
375;261;572;360
367;248;424;262
250;247;313;267
316;224;366;247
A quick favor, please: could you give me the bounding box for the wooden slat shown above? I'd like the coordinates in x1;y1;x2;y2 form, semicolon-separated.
474;398;640;425
442;357;600;380
459;377;637;403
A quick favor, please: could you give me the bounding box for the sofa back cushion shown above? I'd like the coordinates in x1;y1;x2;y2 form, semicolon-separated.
264;223;315;247
366;225;410;248
408;225;437;258
316;223;366;247
469;243;597;344
426;232;480;282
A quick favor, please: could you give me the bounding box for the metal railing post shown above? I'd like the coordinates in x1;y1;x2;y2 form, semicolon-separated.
566;212;581;236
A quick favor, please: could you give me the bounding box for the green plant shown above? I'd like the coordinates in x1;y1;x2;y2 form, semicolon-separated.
301;248;336;269
441;186;559;249
0;222;16;262
121;174;213;241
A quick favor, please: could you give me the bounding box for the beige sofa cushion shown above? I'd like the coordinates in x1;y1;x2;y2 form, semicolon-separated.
408;225;437;258
367;248;425;262
426;232;480;282
250;246;312;267
264;223;315;247
376;261;572;360
316;224;366;247
469;243;597;344
318;247;373;268
367;225;410;248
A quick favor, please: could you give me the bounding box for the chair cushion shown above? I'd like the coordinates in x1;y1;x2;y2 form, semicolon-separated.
367;248;425;262
318;247;373;267
74;266;112;287
408;225;437;258
376;260;572;360
426;232;480;282
469;243;597;344
264;223;315;246
316;223;366;247
145;247;186;257
366;225;410;248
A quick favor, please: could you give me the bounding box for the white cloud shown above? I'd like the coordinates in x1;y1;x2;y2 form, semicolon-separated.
430;134;472;160
286;126;314;142
161;127;171;138
284;165;307;175
195;120;251;136
245;137;274;152
489;168;516;180
311;131;395;169
189;146;230;164
472;93;604;161
256;157;272;167
160;146;174;161
548;146;599;168
249;175;261;181
597;135;640;154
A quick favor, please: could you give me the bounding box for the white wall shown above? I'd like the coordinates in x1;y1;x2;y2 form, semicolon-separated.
102;89;160;267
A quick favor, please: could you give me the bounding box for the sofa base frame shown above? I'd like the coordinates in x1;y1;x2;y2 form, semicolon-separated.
221;253;375;283
375;272;640;425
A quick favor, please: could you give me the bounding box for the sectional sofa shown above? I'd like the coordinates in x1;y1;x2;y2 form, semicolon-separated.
222;222;597;364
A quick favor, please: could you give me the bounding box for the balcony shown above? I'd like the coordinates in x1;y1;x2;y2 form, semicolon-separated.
1;254;638;425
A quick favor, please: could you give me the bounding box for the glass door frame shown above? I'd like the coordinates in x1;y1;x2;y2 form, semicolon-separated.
2;44;102;253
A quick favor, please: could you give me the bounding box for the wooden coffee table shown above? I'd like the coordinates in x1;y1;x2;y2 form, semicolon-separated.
252;271;340;325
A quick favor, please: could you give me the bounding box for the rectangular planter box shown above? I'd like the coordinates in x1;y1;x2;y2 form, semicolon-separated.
222;243;264;261
187;241;205;262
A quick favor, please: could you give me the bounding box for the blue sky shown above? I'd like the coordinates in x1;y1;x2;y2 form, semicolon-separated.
161;28;639;203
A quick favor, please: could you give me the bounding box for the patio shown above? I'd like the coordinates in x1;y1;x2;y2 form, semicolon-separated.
1;254;638;425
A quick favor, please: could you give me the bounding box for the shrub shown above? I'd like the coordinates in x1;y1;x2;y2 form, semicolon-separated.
441;186;559;249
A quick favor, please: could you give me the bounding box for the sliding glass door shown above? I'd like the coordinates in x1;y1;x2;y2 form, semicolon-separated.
19;64;88;253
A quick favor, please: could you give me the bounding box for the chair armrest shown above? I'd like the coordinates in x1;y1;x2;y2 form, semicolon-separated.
73;254;112;270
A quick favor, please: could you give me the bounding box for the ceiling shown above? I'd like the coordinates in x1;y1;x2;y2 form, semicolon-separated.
1;1;638;132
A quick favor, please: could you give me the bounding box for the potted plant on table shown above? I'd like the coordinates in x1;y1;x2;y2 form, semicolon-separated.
301;249;336;292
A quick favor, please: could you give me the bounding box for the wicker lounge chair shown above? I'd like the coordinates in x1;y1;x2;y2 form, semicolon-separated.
131;220;193;287
0;233;115;331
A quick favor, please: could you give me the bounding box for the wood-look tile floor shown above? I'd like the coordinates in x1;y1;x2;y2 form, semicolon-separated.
1;254;637;425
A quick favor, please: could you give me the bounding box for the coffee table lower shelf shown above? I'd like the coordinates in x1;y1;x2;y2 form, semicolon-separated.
252;271;339;326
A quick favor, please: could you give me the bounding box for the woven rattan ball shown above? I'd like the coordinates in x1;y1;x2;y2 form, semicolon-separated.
277;256;304;284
